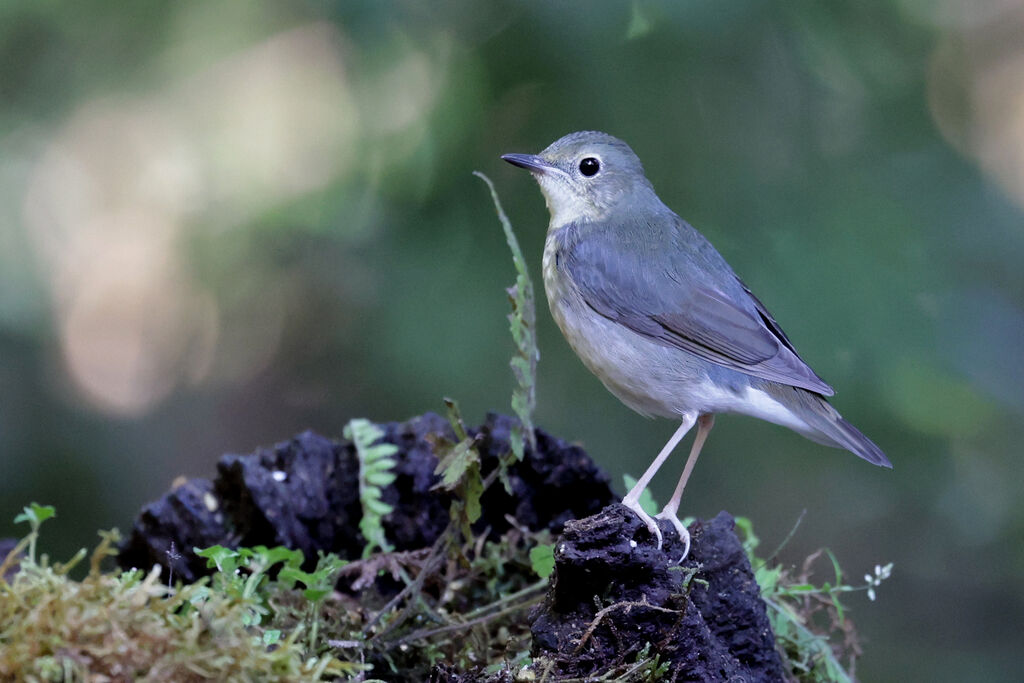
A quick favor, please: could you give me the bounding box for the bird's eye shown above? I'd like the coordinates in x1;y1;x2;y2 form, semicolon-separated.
578;157;600;177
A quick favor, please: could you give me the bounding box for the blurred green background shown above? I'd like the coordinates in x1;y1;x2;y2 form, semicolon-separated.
1;1;1022;679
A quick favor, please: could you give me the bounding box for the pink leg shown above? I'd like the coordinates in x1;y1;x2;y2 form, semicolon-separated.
622;413;697;548
657;413;715;561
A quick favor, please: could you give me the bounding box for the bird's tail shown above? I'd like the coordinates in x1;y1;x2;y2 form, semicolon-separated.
767;385;892;468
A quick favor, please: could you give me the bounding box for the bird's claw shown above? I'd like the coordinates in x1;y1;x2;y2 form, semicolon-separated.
644;515;664;549
656;509;691;563
622;498;663;548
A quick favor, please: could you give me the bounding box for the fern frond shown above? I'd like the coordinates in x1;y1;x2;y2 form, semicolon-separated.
473;171;539;462
344;419;399;558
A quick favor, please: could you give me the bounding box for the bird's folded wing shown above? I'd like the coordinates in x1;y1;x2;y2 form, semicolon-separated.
563;222;835;396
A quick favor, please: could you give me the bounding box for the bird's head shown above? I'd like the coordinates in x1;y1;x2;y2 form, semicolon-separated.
502;131;658;227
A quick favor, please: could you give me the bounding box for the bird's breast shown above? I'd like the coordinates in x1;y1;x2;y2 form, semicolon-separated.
541;230;564;302
542;225;710;419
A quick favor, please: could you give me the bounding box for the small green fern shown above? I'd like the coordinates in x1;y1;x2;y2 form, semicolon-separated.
344;418;399;558
474;171;539;462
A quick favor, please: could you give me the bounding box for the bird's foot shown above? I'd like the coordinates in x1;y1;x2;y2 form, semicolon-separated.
622;497;663;548
656;508;691;563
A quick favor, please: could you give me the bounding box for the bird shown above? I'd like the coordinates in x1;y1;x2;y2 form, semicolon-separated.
502;131;891;560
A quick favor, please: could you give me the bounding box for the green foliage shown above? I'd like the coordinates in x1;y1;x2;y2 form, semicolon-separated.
474;171;539;463
195;544;308;627
194;543;350;661
278;552;349;652
278;553;348;603
12;502;56;565
345;418;399;558
432;399;485;541
529;543;555;579
13;502;56;527
632;643;672;681
736;516;893;682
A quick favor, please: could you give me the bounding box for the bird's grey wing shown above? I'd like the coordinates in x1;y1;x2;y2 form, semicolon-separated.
737;278;797;353
563;220;835;396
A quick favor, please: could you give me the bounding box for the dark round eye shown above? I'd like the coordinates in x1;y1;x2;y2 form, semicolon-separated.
578;157;600;177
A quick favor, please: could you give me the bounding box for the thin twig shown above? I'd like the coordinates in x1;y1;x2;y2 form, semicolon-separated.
544;651;662;683
574;598;682;654
364;528;451;635
0;536;30;580
387;592;544;648
326;639;362;649
461;578;547;621
540;657;557;682
757;508;807;569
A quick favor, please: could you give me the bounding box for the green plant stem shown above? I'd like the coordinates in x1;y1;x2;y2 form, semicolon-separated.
460;578;547;621
757;508;806;568
308;603;320;654
243;565;266;599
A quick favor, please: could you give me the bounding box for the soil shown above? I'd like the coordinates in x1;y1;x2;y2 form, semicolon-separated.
529;505;784;681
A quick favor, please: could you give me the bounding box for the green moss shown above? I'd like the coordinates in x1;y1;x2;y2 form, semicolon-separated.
0;531;350;681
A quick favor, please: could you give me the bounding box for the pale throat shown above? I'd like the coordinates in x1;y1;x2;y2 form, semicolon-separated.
537;181;603;229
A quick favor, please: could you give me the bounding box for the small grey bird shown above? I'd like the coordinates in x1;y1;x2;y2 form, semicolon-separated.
502;131;891;559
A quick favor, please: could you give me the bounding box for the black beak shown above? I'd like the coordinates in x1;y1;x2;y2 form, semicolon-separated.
501;153;553;173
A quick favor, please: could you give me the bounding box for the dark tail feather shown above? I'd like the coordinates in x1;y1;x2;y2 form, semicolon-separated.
782;389;892;468
829;415;892;468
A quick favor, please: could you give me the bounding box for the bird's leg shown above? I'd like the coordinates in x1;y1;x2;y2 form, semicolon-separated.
622;413;697;548
657;413;715;562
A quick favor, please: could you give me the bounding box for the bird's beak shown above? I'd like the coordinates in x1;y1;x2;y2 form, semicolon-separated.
501;153;555;174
